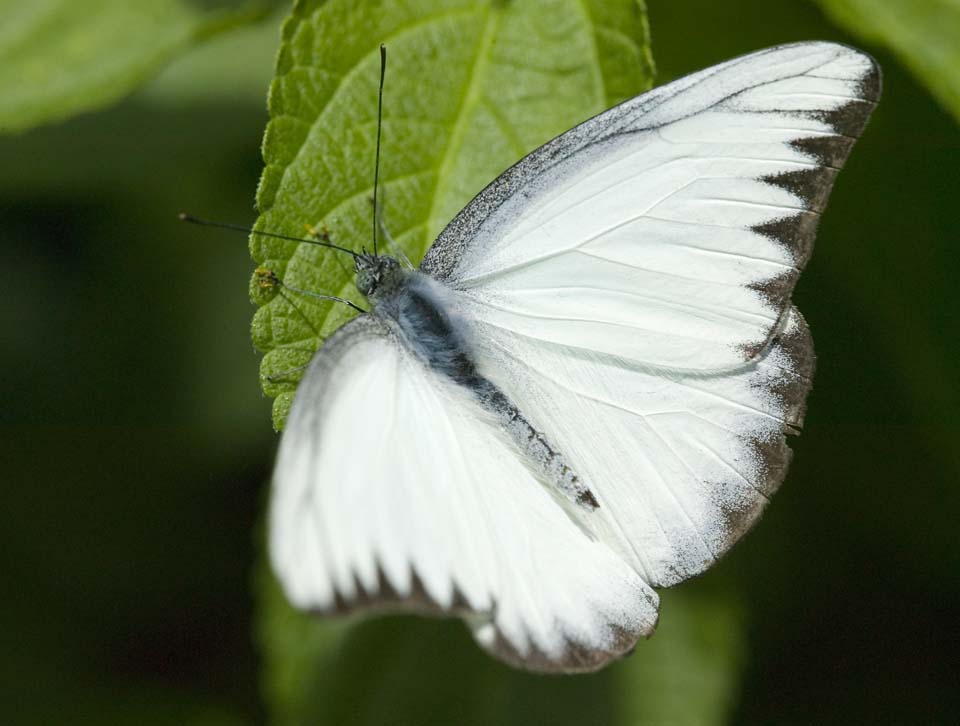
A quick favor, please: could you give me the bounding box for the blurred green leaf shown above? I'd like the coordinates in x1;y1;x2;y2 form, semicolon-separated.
143;2;288;106
816;0;960;122
248;0;654;428
258;563;743;726
614;589;743;725
0;0;268;134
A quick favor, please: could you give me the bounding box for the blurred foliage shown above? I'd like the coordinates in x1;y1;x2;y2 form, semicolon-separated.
0;6;288;725
258;568;742;726
0;0;277;134
1;0;958;725
816;0;960;122
249;0;654;428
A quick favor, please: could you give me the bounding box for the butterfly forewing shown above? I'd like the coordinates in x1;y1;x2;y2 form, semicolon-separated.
422;42;879;371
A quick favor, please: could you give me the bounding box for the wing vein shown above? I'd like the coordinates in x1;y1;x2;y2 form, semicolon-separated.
471;290;765;345
491;283;777;326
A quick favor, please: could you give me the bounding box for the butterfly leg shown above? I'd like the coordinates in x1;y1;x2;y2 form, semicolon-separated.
281;285;367;314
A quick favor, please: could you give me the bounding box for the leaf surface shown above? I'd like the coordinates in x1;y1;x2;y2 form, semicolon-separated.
249;0;654;428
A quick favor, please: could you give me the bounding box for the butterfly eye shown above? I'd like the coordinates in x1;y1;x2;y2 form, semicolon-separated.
356;272;367;292
356;268;378;296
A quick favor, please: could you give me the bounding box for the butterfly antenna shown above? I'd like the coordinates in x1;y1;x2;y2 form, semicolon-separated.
372;43;387;257
178;213;359;260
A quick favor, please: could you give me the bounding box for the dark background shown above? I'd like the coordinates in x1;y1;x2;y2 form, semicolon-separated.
2;0;957;723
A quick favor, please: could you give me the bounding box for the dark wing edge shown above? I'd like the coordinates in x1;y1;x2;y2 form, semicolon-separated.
713;306;815;564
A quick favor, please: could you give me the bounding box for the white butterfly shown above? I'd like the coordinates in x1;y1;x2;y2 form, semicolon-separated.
267;42;880;672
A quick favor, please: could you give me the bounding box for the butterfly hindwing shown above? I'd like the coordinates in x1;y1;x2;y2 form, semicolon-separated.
270;315;658;672
468;306;814;586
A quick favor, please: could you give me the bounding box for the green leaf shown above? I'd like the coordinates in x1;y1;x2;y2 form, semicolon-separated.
257;563;743;726
249;0;654;429
0;0;269;134
614;588;744;725
143;2;289;107
816;0;960;122
250;3;749;722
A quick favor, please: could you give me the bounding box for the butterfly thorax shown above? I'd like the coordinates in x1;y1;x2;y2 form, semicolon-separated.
359;259;476;383
356;256;480;385
354;253;404;299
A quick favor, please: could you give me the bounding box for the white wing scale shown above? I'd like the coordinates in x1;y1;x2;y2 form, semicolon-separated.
270;316;658;672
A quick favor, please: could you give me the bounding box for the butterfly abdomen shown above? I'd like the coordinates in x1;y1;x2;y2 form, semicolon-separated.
488;387;600;511
379;273;597;511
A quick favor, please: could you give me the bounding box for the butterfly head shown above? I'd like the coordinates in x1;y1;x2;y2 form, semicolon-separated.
355;254;402;299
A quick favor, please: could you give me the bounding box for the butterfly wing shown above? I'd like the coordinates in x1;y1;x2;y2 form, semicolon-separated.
422;41;879;371
469;305;813;587
270;315;658;672
420;42;878;586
